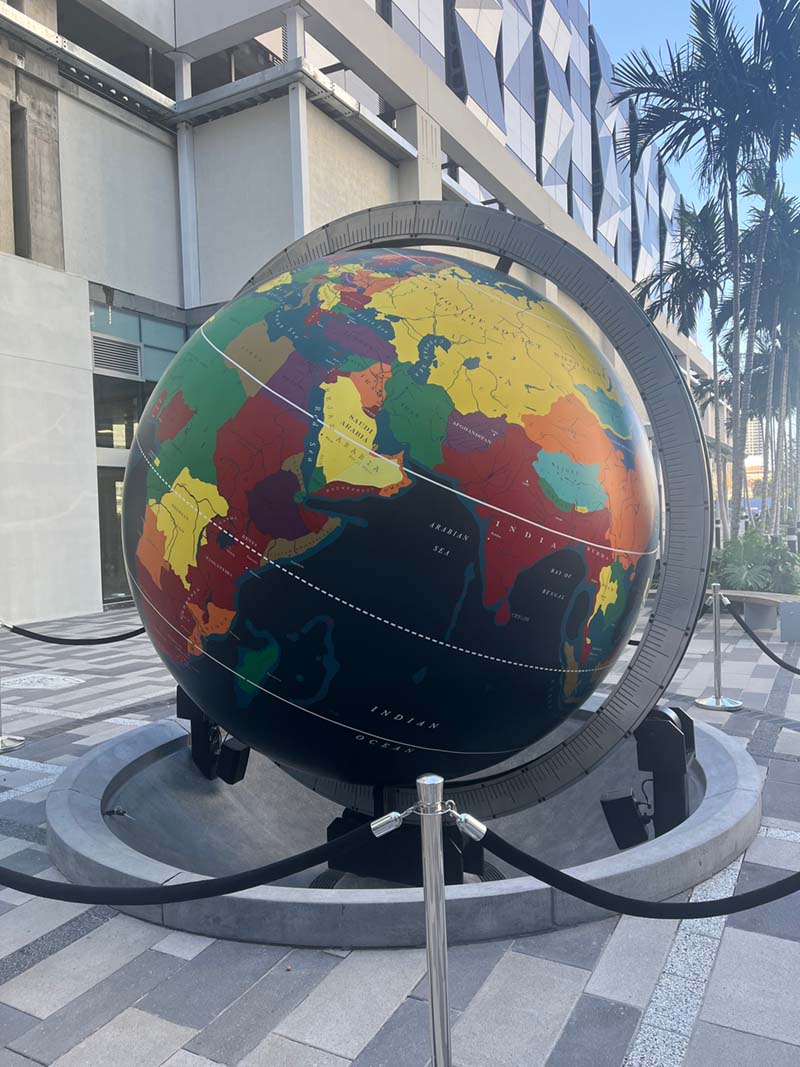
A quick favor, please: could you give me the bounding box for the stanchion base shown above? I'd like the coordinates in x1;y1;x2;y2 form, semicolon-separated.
694;697;744;711
0;736;25;752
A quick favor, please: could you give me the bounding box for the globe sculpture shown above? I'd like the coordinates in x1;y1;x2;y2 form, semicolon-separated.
122;248;659;786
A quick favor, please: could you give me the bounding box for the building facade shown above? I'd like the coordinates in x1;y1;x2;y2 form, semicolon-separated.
0;0;714;622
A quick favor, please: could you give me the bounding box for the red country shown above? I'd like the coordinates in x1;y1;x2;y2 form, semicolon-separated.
136;556;195;665
438;423;612;618
175;394;328;627
214;391;308;531
155;391;195;443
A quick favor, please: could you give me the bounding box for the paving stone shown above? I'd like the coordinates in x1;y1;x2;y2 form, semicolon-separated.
584;915;679;1009
0;898;93;968
152;930;214;960
186;948;340;1065
767;758;800;784
641;969;706;1035
661;929;718;979
50;1006;196;1067
0;1052;38;1066
137;939;288;1029
774;729;800;757
9;949;185;1065
351;996;451;1067
0;1003;37;1045
746;833;800;871
546;993;639;1067
726;861;800;941
701;928;800;1046
514;918;616;971
161;1053;222;1067
241;1034;350;1067
622;1024;689;1067
0;819;45;846
451;951;587;1067
760;775;800;819
0;914;166;1017
0;803;47;827
276;949;426;1060
0;839;35;862
685;1021;800;1066
410;939;510;1010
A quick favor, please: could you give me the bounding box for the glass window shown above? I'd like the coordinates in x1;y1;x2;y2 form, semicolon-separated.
91;304;140;343
141;317;185;350
94;375;154;449
143;346;175;384
97;467;131;603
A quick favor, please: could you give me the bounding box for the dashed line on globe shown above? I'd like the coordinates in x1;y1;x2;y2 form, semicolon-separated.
124;566;521;757
135;438;603;675
197;324;657;560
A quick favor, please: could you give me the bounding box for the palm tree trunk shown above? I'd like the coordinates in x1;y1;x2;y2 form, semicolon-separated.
710;295;730;542
763;300;780;529
794;366;800;546
772;340;790;538
741;142;779;500
725;163;744;537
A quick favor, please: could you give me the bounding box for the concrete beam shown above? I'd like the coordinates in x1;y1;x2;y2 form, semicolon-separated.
0;78;13;254
396;105;441;202
14;71;64;269
285;5;310;240
173;0;710;376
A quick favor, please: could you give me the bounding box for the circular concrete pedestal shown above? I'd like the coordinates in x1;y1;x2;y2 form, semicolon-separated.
46;720;761;947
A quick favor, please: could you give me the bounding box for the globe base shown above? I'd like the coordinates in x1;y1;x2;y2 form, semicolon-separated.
694;696;744;711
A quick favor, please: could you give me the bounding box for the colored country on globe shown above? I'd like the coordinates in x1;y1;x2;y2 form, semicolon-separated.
122;248;659;785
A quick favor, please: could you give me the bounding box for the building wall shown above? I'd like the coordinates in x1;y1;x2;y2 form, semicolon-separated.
0;253;102;623
193;98;294;307
306;106;399;231
79;0;176;47
59;88;182;306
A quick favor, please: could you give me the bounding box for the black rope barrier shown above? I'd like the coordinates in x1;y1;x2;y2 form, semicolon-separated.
1;623;145;645
0;823;372;905
482;828;800;919
724;602;800;676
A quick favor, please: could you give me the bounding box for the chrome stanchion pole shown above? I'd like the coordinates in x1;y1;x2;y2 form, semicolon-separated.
0;644;25;755
371;793;487;1067
695;583;743;711
417;773;452;1067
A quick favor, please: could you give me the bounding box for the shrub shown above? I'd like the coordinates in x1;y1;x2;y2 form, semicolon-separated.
712;530;800;593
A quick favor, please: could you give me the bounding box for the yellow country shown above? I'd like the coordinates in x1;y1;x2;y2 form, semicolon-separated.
315;376;406;491
152;467;229;589
369;266;621;425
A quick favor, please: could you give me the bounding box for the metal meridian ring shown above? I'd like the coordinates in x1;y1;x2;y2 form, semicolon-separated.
241;200;713;821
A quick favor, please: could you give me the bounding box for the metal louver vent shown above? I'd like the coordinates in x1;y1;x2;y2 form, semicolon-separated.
92;335;141;377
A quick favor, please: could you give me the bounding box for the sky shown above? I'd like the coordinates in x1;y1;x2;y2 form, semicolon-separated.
591;0;800;208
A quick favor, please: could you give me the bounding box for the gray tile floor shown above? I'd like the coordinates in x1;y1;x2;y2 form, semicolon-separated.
0;608;798;1066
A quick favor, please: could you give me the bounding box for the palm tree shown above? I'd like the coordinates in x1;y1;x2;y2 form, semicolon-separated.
613;0;771;535
634;198;731;539
739;0;800;527
731;185;800;533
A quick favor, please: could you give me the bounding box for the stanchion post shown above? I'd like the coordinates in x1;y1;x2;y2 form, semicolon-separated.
417;773;452;1067
0;662;25;753
695;583;743;711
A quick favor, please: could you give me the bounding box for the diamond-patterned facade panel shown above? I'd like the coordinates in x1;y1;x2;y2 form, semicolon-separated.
392;0;681;291
589;25;632;276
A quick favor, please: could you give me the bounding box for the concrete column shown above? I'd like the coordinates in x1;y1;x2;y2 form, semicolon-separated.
11;0;57;31
14;71;64;269
285;5;310;239
0;66;14;255
170;52;201;308
396;105;442;201
172;52;193;104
